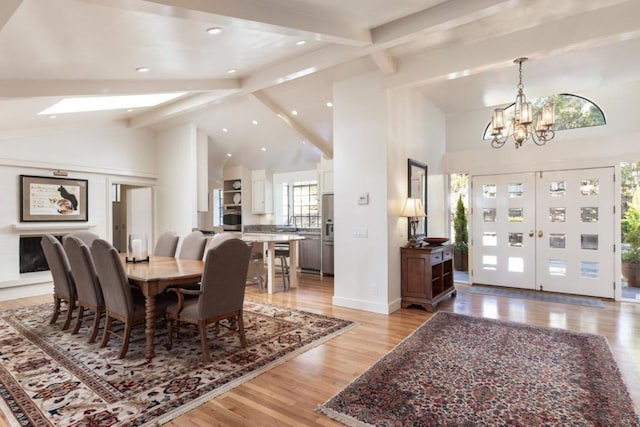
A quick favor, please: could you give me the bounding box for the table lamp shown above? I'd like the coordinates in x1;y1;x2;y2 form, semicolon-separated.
401;198;426;247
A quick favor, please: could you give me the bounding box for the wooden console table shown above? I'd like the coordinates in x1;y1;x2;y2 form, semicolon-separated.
401;245;456;312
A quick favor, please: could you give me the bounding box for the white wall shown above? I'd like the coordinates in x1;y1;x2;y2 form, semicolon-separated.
155;123;198;240
0;126;157;300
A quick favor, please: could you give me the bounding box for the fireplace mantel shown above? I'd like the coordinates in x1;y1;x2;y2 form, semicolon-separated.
13;223;97;235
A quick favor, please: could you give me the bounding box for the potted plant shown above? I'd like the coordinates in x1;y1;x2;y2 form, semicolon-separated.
453;195;468;271
622;188;640;287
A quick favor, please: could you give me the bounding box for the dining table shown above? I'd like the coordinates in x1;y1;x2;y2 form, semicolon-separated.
241;233;305;294
121;254;204;360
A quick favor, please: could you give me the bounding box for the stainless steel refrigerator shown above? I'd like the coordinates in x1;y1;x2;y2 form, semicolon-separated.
322;193;334;275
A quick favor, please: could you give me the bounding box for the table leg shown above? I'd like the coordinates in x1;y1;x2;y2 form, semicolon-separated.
289;240;299;289
144;294;156;359
266;242;275;294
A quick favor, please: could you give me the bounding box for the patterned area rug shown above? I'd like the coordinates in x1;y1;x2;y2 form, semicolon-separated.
468;285;606;308
0;300;355;426
318;312;639;426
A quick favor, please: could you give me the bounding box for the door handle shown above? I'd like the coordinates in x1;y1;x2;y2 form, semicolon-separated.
538;230;543;238
529;230;534;237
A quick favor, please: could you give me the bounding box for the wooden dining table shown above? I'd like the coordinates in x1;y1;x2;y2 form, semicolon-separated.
121;254;204;359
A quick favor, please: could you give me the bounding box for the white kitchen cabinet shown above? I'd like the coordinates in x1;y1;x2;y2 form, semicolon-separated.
320;159;333;193
251;170;273;214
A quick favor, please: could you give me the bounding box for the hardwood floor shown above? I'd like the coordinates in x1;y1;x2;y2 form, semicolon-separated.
1;273;639;426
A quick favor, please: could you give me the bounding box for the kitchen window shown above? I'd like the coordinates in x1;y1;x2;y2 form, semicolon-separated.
282;181;319;228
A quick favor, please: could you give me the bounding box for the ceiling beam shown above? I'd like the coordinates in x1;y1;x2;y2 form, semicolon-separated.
252;91;333;159
370;50;397;76
0;0;22;32
0;78;240;98
384;0;640;97
76;0;371;47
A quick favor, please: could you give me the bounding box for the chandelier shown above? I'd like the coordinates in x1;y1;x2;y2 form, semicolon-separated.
489;58;555;149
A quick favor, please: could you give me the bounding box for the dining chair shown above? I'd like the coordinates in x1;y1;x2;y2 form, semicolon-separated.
65;231;99;247
63;236;104;343
177;231;207;260
40;234;77;330
154;231;179;257
202;232;235;260
166;238;251;362
91;239;173;359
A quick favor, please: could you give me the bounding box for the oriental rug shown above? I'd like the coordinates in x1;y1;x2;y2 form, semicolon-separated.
318;311;639;426
0;300;355;426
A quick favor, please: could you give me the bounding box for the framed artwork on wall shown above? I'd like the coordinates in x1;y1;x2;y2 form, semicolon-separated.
20;175;88;222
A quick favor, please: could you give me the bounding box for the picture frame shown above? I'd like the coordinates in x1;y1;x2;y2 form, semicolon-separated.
20;175;88;222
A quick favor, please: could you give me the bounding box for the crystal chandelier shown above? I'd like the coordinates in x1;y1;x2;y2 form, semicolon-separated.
490;58;556;149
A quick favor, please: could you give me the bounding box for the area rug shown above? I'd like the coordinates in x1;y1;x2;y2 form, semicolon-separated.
318;311;639;426
468;284;605;308
0;300;355;426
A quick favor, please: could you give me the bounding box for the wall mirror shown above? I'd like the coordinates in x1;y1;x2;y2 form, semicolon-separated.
408;158;427;239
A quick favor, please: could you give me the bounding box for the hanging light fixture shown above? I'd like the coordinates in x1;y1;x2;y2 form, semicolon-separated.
490;58;556;149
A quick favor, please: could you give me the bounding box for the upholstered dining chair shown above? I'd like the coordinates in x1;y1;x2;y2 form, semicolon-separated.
166;238;251;363
41;234;77;330
201;232;235;260
63;235;104;343
91;239;173;359
177;231;207;260
65;231;99;247
154;231;179;257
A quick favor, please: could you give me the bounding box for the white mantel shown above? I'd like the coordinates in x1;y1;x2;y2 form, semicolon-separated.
13;223;97;236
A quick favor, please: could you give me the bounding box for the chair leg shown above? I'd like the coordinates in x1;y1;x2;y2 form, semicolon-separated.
100;316;112;348
50;296;61;324
72;306;85;334
283;256;290;290
237;312;247;348
199;321;211;363
88;308;102;344
119;320;133;359
62;299;75;331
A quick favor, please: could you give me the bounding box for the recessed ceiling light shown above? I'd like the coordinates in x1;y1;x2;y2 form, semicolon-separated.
136;67;149;73
222;127;228;132
301;140;307;145
252;120;258;125
227;69;237;74
127;109;134;113
296;40;306;46
326;101;333;107
206;27;223;35
291;110;298;116
47;115;56;119
226;153;232;157
261;147;267;151
38;92;186;115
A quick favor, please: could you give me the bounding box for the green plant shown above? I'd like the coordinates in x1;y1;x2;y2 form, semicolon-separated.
622;187;640;263
453;195;468;253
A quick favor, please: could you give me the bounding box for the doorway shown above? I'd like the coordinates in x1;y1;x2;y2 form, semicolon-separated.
111;183;153;254
472;167;615;299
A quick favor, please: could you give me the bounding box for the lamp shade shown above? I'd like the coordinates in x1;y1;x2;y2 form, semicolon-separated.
400;198;426;217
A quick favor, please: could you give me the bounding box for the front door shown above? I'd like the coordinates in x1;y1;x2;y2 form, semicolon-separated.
472;168;615;298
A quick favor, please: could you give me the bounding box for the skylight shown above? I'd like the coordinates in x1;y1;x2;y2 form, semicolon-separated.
38;92;186;115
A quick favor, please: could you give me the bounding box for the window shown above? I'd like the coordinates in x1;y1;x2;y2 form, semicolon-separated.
282;181;319;228
483;93;606;140
212;188;223;226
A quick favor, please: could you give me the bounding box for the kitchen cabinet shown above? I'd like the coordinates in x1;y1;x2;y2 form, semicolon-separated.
299;233;321;272
401;245;455;312
251;170;273;214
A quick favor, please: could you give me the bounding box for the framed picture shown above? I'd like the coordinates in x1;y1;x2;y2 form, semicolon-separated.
20;175;88;222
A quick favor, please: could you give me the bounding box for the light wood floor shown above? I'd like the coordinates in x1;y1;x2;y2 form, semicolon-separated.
1;274;639;426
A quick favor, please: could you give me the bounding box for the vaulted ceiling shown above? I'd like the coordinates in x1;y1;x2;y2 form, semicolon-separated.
1;0;638;176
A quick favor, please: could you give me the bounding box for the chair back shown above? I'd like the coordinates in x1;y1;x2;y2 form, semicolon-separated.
63;236;104;307
154;231;179;257
202;232;236;260
65;231;99;247
91;239;135;317
178;231;207;260
41;235;76;299
198;238;251;319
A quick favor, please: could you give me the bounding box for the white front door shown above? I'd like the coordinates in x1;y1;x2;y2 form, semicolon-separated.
472;173;537;288
535;168;614;298
471;168;615;298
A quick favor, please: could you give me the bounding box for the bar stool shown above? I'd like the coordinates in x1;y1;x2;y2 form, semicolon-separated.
246;242;266;292
274;243;290;291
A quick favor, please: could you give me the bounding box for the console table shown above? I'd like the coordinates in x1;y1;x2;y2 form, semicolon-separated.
401;245;456;312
